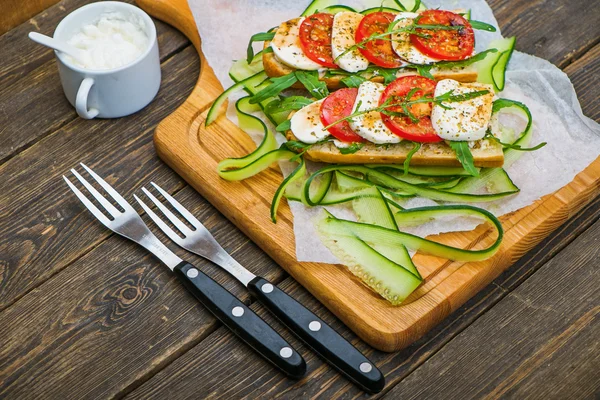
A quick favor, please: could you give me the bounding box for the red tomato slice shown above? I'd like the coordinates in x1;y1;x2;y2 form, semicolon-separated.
299;13;338;68
379;75;442;143
410;10;474;61
355;12;404;68
320;88;366;143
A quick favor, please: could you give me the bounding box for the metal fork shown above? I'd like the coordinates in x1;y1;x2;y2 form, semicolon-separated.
136;182;385;394
63;164;306;379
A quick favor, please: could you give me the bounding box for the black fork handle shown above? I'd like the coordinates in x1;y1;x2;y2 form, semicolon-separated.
174;262;306;379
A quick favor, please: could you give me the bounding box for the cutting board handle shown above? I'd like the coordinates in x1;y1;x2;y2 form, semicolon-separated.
136;0;222;116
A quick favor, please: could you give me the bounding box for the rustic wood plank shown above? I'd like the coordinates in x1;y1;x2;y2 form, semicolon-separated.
0;46;198;310
488;0;600;68
123;193;600;399
384;220;600;400
0;183;286;398
0;0;189;163
0;0;598;397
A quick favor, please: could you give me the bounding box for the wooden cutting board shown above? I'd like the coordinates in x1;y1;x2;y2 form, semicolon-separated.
136;0;600;351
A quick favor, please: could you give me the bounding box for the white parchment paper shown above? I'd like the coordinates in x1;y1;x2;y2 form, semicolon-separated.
189;0;600;264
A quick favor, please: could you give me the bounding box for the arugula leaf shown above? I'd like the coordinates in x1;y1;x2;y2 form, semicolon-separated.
403;142;421;175
295;71;329;99
485;133;547;152
410;0;422;12
416;64;434;79
276;119;291;132
405;49;498;77
341;75;367;88
246;32;275;64
323;69;352;78
376;67;400;85
393;0;408;11
250;73;298;104
265;96;313;115
448;141;480;177
469;20;497;32
281;140;311;151
339;143;364;154
433;48;498;69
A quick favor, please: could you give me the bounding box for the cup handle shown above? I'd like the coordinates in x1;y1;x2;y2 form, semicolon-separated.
76;78;99;119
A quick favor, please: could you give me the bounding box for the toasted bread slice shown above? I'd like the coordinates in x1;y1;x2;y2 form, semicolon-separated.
286;130;504;167
263;41;479;90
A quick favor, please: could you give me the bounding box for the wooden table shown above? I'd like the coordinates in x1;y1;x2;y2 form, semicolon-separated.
1;0;598;398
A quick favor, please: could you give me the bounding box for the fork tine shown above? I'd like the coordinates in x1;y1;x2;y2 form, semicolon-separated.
70;169;121;218
141;187;192;235
150;182;203;229
134;194;184;244
63;175;112;227
80;163;132;211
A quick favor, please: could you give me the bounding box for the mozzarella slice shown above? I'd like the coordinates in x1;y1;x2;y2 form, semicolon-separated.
331;12;369;73
290;99;330;144
391;12;438;65
431;79;495;141
270;18;322;71
349;81;401;144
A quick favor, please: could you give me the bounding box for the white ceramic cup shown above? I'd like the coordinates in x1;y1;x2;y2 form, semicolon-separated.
53;1;161;119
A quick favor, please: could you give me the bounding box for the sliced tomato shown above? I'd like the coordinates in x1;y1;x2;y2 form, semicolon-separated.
379;75;442;143
410;10;474;61
355;12;404;68
299;13;338;68
320;88;365;143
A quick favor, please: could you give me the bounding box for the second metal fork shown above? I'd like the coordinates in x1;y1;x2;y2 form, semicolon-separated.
136;183;385;393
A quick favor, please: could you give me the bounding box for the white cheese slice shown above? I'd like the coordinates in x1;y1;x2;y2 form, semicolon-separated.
349;81;401;144
331;11;369;73
391;12;438;65
431;79;495;141
271;18;322;71
290;99;330;144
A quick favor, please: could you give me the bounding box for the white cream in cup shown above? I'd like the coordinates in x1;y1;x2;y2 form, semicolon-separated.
53;2;161;119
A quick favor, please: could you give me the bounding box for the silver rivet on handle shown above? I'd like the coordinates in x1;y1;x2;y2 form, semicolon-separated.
279;347;293;358
261;283;274;293
186;268;199;278
359;362;373;373
231;306;244;317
